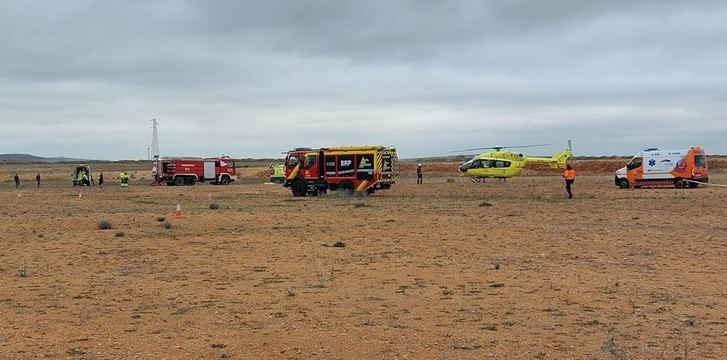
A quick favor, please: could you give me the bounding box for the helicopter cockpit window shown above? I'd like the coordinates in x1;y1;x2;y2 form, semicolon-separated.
459;158;475;171
469;160;491;169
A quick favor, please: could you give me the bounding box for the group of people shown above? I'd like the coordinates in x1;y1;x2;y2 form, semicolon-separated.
75;170;92;187
14;164;577;196
11;171;132;189
13;173;41;188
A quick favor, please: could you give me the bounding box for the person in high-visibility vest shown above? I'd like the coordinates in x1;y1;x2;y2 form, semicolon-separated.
563;164;576;199
120;171;129;186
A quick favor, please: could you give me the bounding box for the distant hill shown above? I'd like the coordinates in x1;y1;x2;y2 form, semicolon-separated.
0;153;88;163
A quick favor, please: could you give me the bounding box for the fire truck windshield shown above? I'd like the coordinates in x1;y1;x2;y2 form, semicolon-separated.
301;155;317;169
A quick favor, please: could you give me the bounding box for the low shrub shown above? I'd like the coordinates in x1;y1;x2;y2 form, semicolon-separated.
97;220;112;230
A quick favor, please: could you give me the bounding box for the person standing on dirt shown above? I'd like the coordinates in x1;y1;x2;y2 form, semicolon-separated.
416;164;423;184
14;174;20;188
36;173;41;187
563;164;576;199
119;171;129;186
98;172;104;188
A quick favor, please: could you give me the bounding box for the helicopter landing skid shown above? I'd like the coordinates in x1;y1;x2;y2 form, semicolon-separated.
470;177;507;183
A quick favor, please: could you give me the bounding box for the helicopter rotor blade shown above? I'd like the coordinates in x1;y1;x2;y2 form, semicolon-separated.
449;144;551;153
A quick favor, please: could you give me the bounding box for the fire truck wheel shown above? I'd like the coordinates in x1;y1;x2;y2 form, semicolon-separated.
185;177;196;186
291;180;307;197
618;178;629;189
674;179;686;189
220;176;230;185
339;181;354;195
173;177;185;186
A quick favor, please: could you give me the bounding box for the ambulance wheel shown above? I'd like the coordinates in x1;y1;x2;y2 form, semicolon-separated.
339;181;354;195
185;177;196;186
291;180;307;197
674;179;686;189
220;176;230;185
618;178;630;189
174;177;185;186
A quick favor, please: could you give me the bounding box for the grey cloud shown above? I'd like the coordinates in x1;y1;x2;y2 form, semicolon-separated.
0;0;726;159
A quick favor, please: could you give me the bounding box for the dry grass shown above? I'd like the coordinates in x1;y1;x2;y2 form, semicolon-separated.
0;163;725;358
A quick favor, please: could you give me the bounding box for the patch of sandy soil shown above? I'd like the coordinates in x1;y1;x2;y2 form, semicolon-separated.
1;164;725;359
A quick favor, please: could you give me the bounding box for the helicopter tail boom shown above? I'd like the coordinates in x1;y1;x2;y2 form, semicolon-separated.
523;148;572;169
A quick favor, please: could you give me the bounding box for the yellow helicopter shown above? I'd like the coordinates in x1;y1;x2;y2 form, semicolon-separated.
454;141;572;182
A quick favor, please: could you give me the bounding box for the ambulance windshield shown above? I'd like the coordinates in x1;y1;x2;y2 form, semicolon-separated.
627;157;642;170
695;155;706;167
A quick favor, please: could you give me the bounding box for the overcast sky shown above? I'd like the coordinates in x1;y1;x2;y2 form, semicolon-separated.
1;0;726;159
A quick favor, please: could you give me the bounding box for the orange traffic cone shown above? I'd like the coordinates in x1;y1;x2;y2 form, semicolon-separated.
174;204;185;219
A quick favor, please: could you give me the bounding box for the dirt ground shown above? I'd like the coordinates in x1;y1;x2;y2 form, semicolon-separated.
1;163;725;359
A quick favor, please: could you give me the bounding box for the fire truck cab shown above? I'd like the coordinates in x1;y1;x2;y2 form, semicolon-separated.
283;146;396;196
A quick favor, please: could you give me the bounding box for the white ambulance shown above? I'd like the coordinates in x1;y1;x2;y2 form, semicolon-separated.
614;147;708;189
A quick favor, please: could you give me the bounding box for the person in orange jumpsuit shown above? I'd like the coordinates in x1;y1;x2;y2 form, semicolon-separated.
563;164;576;199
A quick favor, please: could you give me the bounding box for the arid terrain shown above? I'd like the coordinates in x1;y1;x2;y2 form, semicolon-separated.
1;161;725;359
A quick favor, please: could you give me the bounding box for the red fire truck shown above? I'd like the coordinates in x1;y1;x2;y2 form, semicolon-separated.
283;146;397;196
154;156;237;186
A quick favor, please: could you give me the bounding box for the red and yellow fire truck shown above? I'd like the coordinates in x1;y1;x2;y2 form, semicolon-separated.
154;156;237;186
283;146;397;196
